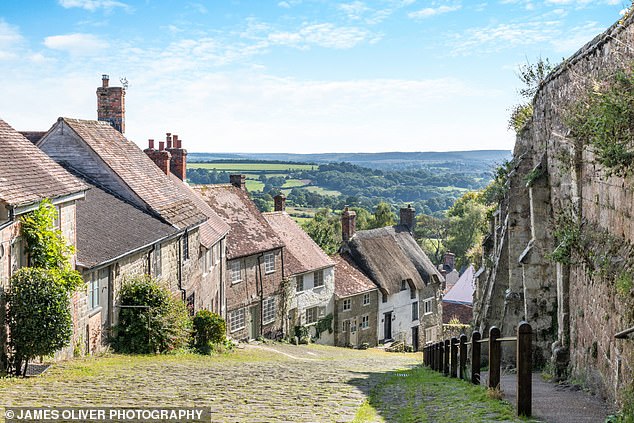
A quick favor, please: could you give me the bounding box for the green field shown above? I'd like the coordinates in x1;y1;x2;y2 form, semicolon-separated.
188;162;316;171
303;186;341;196
245;180;265;192
282;179;310;188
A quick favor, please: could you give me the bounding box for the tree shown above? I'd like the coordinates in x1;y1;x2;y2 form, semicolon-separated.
191;310;226;355
7;268;73;376
302;209;341;254
350;206;373;230
414;214;450;265
445;192;488;269
371;202;396;229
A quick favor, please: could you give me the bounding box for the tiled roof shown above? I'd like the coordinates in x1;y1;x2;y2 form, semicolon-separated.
59;118;206;229
347;225;443;295
263;211;333;276
192;184;284;259
168;174;229;248
0;119;87;209
332;253;377;298
76;182;177;268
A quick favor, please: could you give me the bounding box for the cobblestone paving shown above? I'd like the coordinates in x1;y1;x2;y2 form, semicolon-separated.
0;344;421;423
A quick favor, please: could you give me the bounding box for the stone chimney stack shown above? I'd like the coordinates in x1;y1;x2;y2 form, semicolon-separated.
144;139;171;175
443;251;456;271
166;133;187;181
230;174;246;190
400;204;416;233
341;206;357;242
274;194;286;212
97;74;126;133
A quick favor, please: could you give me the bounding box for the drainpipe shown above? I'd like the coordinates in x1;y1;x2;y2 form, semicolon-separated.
279;248;286;336
177;233;185;302
256;253;264;338
146;244;155;276
219;239;225;319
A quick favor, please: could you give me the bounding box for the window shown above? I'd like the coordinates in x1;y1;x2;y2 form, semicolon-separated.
88;268;107;310
229;260;242;283
313;269;324;287
341;320;349;333
412;301;419;321
306;306;324;324
52;205;61;229
183;231;189;261
410;287;416;300
425;326;437;344
363;293;371;306
202;248;212;274
296;274;304;292
361;315;370;330
230;308;246;332
264;252;275;273
211;243;218;267
400;280;407;291
152;243;162;278
342;298;351;311
382;292;388;303
423;297;434;315
263;297;276;324
187;292;195;316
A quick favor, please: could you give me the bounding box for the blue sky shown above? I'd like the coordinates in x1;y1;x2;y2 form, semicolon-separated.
0;1;627;153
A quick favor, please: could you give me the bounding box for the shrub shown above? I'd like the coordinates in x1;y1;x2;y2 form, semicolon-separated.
7;268;72;376
113;275;191;354
191;310;226;355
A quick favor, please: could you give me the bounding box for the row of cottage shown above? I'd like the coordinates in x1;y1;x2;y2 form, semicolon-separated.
0;76;444;365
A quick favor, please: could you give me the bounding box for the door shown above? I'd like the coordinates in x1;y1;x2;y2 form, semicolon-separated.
343;320;351;346
383;312;392;341
412;326;419;352
249;305;259;340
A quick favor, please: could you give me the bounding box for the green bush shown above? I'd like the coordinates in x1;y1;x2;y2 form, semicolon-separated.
7;268;72;376
191;310;226;355
113;275;191;354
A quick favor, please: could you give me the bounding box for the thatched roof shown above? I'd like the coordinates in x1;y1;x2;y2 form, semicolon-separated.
346;225;443;295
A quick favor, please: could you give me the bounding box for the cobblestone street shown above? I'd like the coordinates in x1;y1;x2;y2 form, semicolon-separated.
0;344;422;423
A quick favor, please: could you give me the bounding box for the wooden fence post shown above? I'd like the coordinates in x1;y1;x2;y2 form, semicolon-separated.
471;331;481;385
459;334;467;380
444;339;450;376
450;337;458;378
488;326;501;390
439;341;444;373
517;321;532;417
432;343;437;370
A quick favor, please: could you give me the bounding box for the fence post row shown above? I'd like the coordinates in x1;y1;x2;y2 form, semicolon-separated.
423;322;532;418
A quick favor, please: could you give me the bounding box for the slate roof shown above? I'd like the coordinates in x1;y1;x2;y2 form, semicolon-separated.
76;182;177;269
19;131;46;144
55;118;206;230
332;253;377;298
346;225;443;295
263;211;333;276
193;184;284;259
0;119;87;209
168;174;229;248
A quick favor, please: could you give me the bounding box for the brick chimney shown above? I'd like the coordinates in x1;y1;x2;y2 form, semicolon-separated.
443;251;456;271
166;133;187;181
230;174;246;190
341;206;357;242
97;74;126;133
144;139;171;175
274;194;286;212
400;204;416;233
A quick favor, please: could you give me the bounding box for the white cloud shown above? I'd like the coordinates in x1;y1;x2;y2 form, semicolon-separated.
408;5;462;19
44;33;109;55
269;23;375;49
550;21;604;52
58;0;130;12
0;20;24;60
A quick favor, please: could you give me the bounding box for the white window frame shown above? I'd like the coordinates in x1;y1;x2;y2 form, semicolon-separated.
306;306;324;325
361;315;370;330
152;243;162;278
423;297;433;315
313;269;324;287
230;260;243;284
342;298;351;311
230;308;246;332
296;274;304;292
425;326;437;344
263;297;276;324
202;248;212;275
264;252;275;274
362;293;370;306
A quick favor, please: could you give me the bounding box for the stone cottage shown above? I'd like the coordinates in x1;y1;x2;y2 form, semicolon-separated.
0;118;88;367
340;205;444;351
193;176;286;340
332;253;379;348
263;194;335;344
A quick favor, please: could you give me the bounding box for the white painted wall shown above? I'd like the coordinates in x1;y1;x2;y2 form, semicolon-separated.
293;266;335;345
377;288;421;345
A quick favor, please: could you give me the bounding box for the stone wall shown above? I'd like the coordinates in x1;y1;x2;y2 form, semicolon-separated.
334;290;379;348
474;14;634;404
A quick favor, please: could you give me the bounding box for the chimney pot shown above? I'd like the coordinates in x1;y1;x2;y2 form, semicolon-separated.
341;206;357;242
102;74;109;88
400;204;416;234
230;174;246;190
159;141;165;151
148;139;155;149
274;194;286;212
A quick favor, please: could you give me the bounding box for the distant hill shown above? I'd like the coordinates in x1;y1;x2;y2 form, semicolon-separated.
188;150;512;171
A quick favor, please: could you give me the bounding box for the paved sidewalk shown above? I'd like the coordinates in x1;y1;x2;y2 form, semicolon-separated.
483;371;615;423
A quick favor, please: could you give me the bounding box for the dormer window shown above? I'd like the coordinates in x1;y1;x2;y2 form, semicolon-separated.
400;280;407;291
